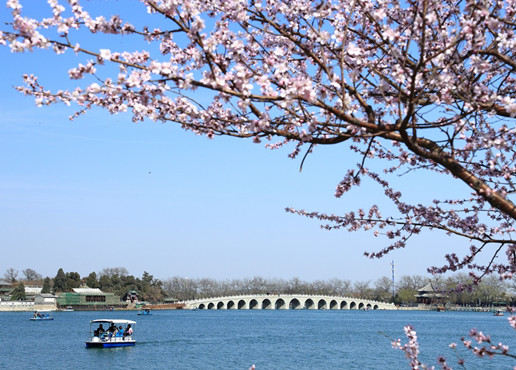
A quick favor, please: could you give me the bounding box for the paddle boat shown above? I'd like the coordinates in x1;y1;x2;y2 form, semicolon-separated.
30;311;54;321
85;319;136;348
137;308;151;315
493;309;504;316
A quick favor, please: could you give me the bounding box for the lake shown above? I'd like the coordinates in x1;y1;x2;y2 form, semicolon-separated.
0;309;514;369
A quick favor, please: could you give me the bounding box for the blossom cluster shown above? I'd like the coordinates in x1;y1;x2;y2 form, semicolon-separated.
391;325;425;369
392;320;516;369
461;327;512;360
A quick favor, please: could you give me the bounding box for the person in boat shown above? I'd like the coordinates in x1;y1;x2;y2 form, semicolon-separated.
108;325;118;339
117;326;123;337
123;324;133;339
108;323;117;334
97;324;105;336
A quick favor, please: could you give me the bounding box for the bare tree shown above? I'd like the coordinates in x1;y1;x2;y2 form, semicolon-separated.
473;275;510;307
196;278;219;298
396;275;430;291
22;268;42;282
327;278;353;296
374;276;393;301
98;267;129;278
353;281;373;299
3;268;18;283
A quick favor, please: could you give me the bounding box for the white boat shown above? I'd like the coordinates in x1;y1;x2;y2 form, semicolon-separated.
30;311;54;321
494;309;504;316
85;319;136;348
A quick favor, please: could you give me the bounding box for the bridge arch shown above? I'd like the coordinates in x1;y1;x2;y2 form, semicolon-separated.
238;300;246;309
262;299;272;310
217;301;225;309
227;301;235;310
329;300;338;310
290;298;301;310
198;303;206;309
358;302;365;310
305;299;315;310
340;301;348;309
350;302;357;310
208;302;215;310
249;299;259;310
318;299;327;310
275;299;286;309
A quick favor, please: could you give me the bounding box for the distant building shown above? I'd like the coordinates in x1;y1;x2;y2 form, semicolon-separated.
56;287;123;309
25;286;43;300
34;293;57;305
415;282;445;305
163;297;179;304
0;279;13;299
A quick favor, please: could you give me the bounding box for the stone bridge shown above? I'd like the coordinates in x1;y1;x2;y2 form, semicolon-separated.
182;294;396;310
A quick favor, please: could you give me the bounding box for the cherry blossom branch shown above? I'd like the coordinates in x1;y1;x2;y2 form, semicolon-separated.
2;0;516;279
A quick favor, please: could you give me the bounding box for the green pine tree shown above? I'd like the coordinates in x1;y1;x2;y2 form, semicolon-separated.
41;277;52;294
53;268;67;293
10;282;26;301
85;272;99;288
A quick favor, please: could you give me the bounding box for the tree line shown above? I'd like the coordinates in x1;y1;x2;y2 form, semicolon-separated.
3;267;165;302
4;267;514;306
162;274;515;306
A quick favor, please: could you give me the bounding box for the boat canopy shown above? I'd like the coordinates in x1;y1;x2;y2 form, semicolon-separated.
90;319;136;325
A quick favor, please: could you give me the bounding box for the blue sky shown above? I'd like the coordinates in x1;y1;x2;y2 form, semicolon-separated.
0;1;475;283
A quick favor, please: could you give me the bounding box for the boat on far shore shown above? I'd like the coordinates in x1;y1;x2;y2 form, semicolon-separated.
493;309;504;316
137;308;151;315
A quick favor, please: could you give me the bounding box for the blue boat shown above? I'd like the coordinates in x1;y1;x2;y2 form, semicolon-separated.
30;311;54;321
85;319;136;348
137;308;151;315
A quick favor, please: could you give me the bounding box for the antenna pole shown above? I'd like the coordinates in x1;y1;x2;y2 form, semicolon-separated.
391;261;395;298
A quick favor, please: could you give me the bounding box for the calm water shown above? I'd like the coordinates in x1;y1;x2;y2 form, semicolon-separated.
0;309;514;369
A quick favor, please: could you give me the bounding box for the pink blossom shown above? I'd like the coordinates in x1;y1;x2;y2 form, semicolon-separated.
99;49;111;61
6;0;22;10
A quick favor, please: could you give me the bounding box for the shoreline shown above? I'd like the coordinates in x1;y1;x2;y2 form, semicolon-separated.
0;303;505;313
